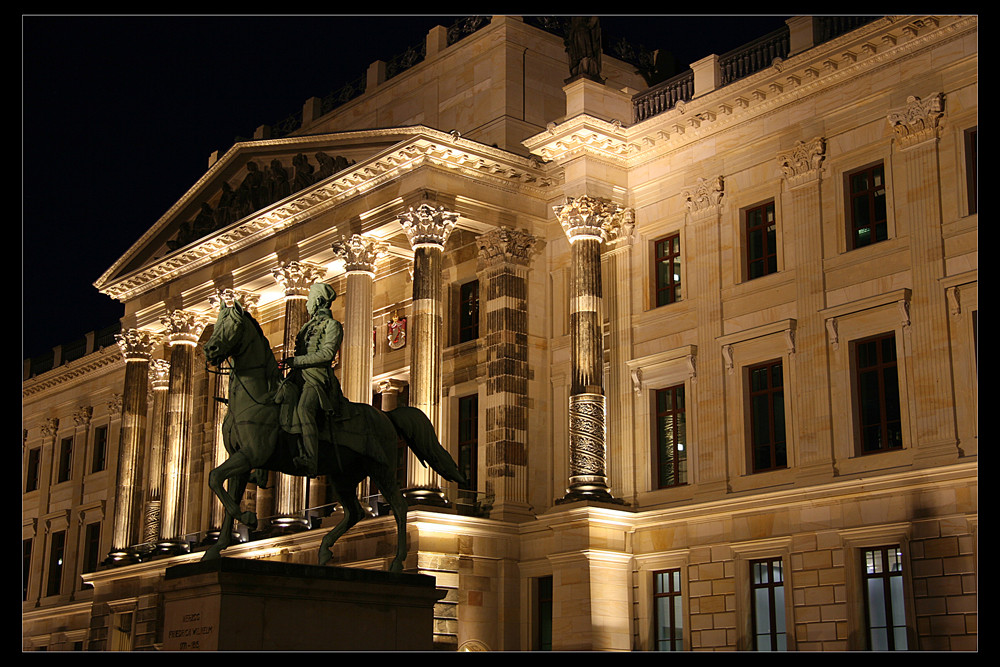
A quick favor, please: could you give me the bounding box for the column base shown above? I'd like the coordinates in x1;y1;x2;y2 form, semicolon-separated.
557;485;626;506
267;516;311;536
403;486;450;508
154;540;191;558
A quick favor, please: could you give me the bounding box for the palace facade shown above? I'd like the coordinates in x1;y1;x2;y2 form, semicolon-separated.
23;15;977;651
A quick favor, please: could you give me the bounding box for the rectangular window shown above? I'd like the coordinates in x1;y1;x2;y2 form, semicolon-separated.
57;436;74;483
854;333;902;454
23;539;32;601
82;522;102;587
653;234;681;306
848;162;888;249
653;569;683;651
862;546;908;650
536;576;553;651
110;612;135;651
654;386;687;488
748;360;786;472
965;127;977;215
458;280;480;343
46;530;65;597
750;557;787;651
457;394;478;501
25;447;41;492
91;425;108;473
745;201;777;280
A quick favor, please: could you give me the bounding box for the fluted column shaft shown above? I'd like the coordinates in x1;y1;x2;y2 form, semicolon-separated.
108;329;155;562
142;359;170;544
157;310;207;552
333;235;387;403
476;227;539;517
400;203;457;501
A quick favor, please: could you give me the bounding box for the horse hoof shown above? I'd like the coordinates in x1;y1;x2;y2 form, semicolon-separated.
239;511;258;530
318;548;332;566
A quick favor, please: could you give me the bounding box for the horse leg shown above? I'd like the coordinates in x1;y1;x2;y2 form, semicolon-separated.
373;472;409;573
207;451;258;529
318;479;365;566
202;471;250;560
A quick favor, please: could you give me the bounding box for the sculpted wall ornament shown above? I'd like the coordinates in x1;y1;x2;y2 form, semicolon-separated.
332;234;389;275
115;329;157;362
476;227;539;268
398;203;459;249
40;418;59;439
271;261;327;298
682;176;725;218
107;393;123;416
73;406;93;427
887;93;944;149
777;137;826;187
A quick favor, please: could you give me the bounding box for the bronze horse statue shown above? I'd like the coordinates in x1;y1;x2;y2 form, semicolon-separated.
200;300;465;571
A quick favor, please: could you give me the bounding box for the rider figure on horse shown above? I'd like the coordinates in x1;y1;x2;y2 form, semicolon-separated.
280;282;353;476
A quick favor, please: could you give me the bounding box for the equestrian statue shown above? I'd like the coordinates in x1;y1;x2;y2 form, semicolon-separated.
200;283;466;572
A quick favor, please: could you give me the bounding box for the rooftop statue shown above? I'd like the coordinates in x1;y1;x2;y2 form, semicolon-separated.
201;285;466;571
564;16;603;81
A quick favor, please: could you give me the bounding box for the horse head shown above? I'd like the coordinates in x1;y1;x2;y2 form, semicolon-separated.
203;301;249;367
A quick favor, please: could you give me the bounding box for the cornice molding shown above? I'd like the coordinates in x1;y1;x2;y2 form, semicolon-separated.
523;115;630;165
95;127;555;304
22;346;124;399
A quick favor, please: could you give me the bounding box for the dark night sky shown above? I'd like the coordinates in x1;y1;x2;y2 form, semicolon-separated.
22;14;792;362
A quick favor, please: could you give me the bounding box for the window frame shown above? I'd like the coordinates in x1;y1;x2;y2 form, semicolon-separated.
743;200;778;281
749;556;788;651
456;279;480;344
653;568;684;651
45;529;66;597
964;126;977;216
861;545;909;650
91;424;108;474
846;161;889;250
746;359;787;473
851;332;902;456
456;393;478;501
653;385;687;489
652;232;682;307
57;435;74;483
25;447;41;493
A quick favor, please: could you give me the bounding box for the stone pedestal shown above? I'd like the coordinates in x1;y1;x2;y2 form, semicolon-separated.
160;558;446;651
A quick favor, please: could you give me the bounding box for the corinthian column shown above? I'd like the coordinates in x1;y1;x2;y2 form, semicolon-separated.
476;227;539;520
270;261;326;532
554;195;629;503
399;202;457;504
107;328;157;564
333;235;387;403
157;310;208;555
142;358;170;545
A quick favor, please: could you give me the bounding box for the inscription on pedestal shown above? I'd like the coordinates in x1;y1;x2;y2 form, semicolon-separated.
162;595;220;650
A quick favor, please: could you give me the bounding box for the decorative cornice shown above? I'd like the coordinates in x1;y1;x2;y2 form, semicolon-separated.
476;227;540;269
887;93;944;149
777;137;826;187
271;261;327;298
554;195;633;245
398;203;459;249
22;346;124;399
95;129;553;304
524;115;630;165
332;234;389;275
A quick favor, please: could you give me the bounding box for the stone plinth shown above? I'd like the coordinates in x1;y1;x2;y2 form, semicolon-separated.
160;558;446;651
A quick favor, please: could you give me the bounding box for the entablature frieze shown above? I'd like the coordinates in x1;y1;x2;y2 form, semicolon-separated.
96;127;557;305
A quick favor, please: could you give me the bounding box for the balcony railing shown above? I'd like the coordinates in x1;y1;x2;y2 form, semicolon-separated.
719;25;790;86
633;70;695;122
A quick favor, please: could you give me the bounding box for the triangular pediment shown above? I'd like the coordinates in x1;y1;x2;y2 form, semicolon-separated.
94;126;557;304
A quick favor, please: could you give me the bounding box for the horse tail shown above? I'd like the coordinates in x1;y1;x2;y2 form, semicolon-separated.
385;406;467;485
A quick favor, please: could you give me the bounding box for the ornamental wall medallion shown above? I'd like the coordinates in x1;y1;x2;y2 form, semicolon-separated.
387;315;407;350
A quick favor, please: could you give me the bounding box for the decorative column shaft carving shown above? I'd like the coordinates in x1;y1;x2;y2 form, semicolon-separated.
108;329;157;563
554;195;631;503
399;203;458;502
476;227;539;518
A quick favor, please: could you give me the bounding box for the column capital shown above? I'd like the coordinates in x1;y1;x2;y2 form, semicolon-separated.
887;93;944;149
554;195;632;245
271;260;327;298
149;358;171;390
160;310;209;346
72;405;93;427
777;137;826;188
399;203;458;249
40;417;59;439
332;234;389;275
682;176;725;220
375;377;408;395
115;328;158;361
209;288;260;316
476;227;540;269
